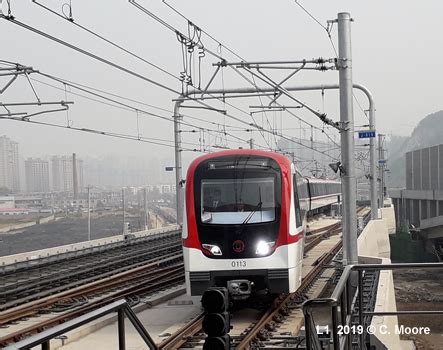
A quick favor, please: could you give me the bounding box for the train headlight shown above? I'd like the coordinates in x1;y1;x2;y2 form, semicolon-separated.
255;241;275;256
202;244;223;256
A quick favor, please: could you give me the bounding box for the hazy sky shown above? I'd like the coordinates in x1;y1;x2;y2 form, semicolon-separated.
1;0;442;164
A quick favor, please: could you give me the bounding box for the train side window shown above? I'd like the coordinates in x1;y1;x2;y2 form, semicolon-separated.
293;174;302;227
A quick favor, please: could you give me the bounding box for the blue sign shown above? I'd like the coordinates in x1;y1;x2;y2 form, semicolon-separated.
358;131;376;139
378;159;387;164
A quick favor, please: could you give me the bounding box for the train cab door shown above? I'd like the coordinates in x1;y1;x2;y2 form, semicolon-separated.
293;175;303;230
292;171;305;272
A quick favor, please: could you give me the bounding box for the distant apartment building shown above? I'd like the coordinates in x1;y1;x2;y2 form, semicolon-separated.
0;136;20;192
144;184;176;194
25;158;50;193
51;155;84;193
0;196;15;209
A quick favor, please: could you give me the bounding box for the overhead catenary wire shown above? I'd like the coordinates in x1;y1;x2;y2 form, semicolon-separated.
0;8;267;143
228;64;341;149
31;0;181;82
2;5;252;124
292;0;338;57
26;70;268;151
162;0;333;152
126;0;336;156
28;72;246;132
0;14;181;95
159;0;283;149
3;6;337;161
160;0;245;62
34;70;331;160
28;74;255;150
292;2;369;123
0;116;204;151
128;0;225;62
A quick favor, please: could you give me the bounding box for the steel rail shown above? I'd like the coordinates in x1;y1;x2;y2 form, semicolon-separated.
1;230;180;275
170;209;359;349
157;312;205;349
0;268;184;346
0;238;182;302
0;229;180;276
0;255;183;325
236;239;344;349
0;234;182;305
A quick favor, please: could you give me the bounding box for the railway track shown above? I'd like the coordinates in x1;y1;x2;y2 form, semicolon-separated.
1;208;371;348
0;267;185;347
160;208;371;349
234;208;371;349
0;261;185;346
0;228;184;347
159;227;343;349
0;229;181;309
234;237;343;349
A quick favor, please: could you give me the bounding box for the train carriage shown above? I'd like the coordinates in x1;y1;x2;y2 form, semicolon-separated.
182;149;339;299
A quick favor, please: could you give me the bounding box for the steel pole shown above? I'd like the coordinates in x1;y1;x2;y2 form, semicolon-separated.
338;12;358;266
174;100;184;226
143;187;148;230
184;83;378;217
122;187;126;235
87;185;91;241
378;134;385;208
363;90;379;219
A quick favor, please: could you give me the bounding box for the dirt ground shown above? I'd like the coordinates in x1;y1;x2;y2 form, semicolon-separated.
0;209;170;257
393;269;443;350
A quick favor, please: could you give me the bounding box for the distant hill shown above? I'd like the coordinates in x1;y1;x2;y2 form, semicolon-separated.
387;111;443;188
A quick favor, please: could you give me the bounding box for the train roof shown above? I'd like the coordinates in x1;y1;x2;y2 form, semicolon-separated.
305;177;341;184
187;149;292;169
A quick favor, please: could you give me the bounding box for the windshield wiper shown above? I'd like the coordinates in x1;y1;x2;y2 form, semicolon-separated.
242;201;262;225
241;186;263;225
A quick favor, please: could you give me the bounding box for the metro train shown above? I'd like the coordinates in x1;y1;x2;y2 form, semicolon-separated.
182;149;340;299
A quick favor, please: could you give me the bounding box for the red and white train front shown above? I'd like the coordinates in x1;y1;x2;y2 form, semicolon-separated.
182;150;306;299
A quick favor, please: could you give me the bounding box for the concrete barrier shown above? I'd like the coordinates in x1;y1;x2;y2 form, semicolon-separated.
380;206;396;234
0;224;180;266
38;214;55;224
364;258;403;350
358;217;392;259
358;207;414;350
0;214;55;233
0;221;35;233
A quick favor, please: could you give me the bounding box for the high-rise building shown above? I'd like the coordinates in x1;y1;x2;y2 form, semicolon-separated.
51;155;84;193
25;158;50;193
0;136;20;193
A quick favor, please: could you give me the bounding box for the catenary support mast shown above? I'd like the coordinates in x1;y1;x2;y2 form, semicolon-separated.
174;100;184;226
173;13;374;238
337;12;358;265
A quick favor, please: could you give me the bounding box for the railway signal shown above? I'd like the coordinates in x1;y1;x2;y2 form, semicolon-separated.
201;287;231;350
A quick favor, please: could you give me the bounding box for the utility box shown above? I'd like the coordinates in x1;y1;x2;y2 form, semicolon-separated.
123;222;131;234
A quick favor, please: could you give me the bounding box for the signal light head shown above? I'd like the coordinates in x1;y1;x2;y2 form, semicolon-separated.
201;288;231;349
202;312;229;336
201;288;228;313
203;334;230;350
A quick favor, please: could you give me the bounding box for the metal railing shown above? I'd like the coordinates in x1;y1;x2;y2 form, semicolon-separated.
303;262;443;350
4;299;158;350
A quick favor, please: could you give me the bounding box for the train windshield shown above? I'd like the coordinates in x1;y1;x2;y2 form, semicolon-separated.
201;177;276;224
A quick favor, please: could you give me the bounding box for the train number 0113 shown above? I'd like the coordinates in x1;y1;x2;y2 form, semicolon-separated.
231;260;247;268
